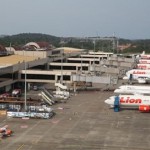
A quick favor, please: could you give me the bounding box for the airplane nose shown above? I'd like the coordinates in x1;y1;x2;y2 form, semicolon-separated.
105;97;115;105
104;99;110;104
123;76;128;80
114;89;119;93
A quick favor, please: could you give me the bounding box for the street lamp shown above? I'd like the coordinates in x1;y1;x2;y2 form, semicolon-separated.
93;40;96;72
24;50;27;111
61;50;63;84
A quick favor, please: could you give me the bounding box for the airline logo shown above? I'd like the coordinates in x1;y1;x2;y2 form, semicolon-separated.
133;71;146;74
141;55;150;58
120;97;142;103
137;65;147;69
139;61;148;64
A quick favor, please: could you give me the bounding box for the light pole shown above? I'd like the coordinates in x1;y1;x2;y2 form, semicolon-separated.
24;50;27;111
61;50;63;84
93;40;96;72
81;55;82;72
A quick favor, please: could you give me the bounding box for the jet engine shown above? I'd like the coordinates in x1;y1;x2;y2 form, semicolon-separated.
138;78;146;84
139;105;150;112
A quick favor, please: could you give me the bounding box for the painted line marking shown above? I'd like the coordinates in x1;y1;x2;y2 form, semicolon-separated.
16;144;24;150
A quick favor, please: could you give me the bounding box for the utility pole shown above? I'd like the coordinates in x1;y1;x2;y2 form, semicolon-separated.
61;50;63;84
24;50;27;111
93;40;96;72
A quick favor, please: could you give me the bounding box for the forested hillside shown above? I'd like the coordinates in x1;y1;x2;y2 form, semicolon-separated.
0;33;150;53
0;33;60;47
122;39;150;53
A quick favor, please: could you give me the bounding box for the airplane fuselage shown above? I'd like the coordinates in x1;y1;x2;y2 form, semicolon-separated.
105;95;150;107
123;69;150;83
114;85;150;94
137;64;150;70
140;54;150;59
139;59;150;64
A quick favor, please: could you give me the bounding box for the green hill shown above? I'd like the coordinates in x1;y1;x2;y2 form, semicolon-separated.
1;33;150;53
0;33;60;47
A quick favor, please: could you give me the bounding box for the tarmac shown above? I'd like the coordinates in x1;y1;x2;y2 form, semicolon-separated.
0;83;150;150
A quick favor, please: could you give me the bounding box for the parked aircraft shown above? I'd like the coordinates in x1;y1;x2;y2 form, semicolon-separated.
137;64;150;70
140;51;150;59
0;125;13;138
105;95;150;112
139;59;150;64
123;69;150;83
114;85;150;94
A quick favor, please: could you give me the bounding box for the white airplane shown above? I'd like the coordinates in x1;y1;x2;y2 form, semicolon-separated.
123;69;150;83
105;95;150;112
140;51;150;59
137;64;150;70
139;59;150;64
114;85;150;94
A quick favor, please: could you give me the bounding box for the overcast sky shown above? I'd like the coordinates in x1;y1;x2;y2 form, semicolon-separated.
0;0;150;39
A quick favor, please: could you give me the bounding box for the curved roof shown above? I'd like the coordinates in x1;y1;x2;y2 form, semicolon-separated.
24;42;51;50
25;42;40;49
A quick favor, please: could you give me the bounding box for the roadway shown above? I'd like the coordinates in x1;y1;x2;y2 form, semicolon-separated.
0;83;150;150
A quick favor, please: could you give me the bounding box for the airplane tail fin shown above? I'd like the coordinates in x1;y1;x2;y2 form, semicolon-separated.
142;51;145;55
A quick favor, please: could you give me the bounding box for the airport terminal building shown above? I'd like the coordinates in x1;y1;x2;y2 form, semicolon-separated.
0;42;85;93
0;41;135;96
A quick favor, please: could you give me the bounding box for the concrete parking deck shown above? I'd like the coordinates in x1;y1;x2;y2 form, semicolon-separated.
0;55;38;65
0;88;150;150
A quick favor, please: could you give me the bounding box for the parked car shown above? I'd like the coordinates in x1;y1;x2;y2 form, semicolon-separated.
33;85;38;91
12;89;21;97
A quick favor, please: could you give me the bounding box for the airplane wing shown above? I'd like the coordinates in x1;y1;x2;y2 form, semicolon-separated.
137;77;150;83
133;92;144;96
